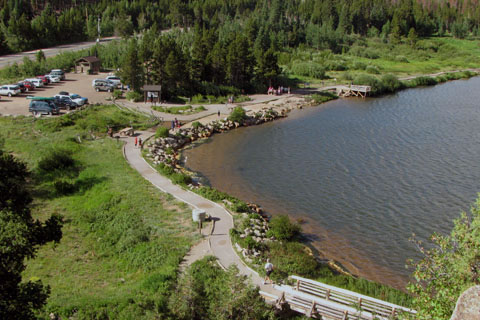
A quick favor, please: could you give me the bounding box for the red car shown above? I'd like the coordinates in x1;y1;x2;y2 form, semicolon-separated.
19;81;34;91
36;75;50;85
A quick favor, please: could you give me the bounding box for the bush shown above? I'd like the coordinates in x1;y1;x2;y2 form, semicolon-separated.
53;180;77;195
381;74;404;93
155;127;169;138
290;61;326;79
353;74;385;95
266;215;301;241
126;91;143;102
192;121;203;129
228;106;247;124
365;65;380;74
411;76;437;87
266;241;319;280
112;90;123;100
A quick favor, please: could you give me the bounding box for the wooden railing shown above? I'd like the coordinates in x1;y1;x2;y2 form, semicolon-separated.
289;275;416;319
272;285;379;319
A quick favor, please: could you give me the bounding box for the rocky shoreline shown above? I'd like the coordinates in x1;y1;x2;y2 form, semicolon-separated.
142;94;355;277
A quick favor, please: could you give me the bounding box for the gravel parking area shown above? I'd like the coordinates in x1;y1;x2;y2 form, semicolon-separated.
0;72;117;116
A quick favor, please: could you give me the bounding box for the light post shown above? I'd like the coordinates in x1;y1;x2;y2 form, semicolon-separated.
97;16;101;43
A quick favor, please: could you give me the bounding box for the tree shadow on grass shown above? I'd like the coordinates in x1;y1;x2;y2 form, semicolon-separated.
32;176;108;200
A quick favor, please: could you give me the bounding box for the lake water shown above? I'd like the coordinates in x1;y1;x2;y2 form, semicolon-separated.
183;77;480;289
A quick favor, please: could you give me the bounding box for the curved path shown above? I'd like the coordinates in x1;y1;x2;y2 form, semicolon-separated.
123;131;279;295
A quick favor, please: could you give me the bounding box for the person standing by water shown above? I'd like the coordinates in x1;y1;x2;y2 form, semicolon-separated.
263;259;274;285
134;136;138;147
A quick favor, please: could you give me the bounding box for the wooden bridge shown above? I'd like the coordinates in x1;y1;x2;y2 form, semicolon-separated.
260;275;416;319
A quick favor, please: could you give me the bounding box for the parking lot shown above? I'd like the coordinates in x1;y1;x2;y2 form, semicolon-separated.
0;72;117;116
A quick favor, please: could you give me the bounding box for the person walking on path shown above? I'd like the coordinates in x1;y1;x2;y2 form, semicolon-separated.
134;136;138;147
138;137;142;148
218;110;220;117
264;259;274;285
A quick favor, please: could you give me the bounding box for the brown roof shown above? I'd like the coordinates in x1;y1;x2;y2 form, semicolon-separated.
142;85;162;91
76;56;101;63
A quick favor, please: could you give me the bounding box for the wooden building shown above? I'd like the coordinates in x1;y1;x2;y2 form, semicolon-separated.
75;56;101;74
141;85;162;103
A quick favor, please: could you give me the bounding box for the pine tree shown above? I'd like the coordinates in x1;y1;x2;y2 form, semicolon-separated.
119;39;144;91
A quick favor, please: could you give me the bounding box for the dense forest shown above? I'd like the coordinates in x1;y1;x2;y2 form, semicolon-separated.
1;0;480;54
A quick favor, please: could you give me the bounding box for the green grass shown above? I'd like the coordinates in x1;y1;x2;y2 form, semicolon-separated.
0;106;198;319
284;36;480;88
152;105;207;115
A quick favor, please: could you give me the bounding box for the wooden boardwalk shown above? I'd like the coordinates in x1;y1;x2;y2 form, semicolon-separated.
260;275;416;319
335;85;371;98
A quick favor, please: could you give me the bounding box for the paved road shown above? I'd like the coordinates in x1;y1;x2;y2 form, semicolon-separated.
123;132;280;296
0;37;119;69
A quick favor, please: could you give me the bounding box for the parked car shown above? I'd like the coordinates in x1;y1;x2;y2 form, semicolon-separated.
54;96;78;110
55;91;87;106
45;74;61;83
93;79;115;92
37;76;50;85
25;78;44;88
16;82;27;93
50;69;65;80
0;85;21;97
105;75;122;88
19;81;35;91
28;97;60;116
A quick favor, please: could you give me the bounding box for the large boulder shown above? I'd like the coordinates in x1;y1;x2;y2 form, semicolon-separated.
450;285;480;320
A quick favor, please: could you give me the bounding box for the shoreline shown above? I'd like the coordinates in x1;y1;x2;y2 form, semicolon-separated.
144;71;480;291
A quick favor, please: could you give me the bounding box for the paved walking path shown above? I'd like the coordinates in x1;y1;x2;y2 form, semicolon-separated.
117;94;285;122
123;132;280;295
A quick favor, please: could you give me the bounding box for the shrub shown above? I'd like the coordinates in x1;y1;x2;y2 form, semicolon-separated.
266;215;301;241
351;61;366;70
290;62;326;79
155;127;169;138
411;76;437;87
228;106;247;124
365;65;380;74
112;90;123;100
126;91;143;102
353;74;385;95
381;74;404;93
192;121;203;129
171;172;192;185
394;55;409;63
266;241;319;280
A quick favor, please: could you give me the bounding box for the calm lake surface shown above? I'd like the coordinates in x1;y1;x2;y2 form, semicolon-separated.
183;77;480;289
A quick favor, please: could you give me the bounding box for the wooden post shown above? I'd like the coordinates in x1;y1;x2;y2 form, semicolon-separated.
342;310;348;320
358;297;362;308
326;289;330;300
306;301;316;317
296;280;300;291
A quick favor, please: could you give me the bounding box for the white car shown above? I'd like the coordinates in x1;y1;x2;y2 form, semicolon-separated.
0;85;21;96
45;75;61;83
25;78;44;88
105;75;122;88
54;92;87;106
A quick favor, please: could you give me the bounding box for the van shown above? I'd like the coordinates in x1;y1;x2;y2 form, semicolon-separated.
25;78;44;88
50;69;65;80
28;97;60;116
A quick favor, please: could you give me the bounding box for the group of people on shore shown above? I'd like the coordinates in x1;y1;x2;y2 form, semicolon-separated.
267;86;290;95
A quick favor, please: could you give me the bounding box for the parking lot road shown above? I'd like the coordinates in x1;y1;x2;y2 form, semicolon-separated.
0;37;119;69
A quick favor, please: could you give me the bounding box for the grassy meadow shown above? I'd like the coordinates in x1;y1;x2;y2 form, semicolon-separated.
281;37;480;87
0;106;199;318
